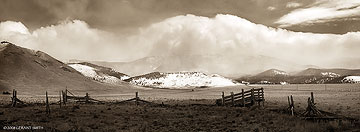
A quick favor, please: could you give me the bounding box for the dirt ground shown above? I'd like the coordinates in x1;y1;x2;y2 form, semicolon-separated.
0;84;360;131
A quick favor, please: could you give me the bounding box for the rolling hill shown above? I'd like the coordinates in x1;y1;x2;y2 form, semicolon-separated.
124;71;240;88
0;41;128;95
68;62;130;84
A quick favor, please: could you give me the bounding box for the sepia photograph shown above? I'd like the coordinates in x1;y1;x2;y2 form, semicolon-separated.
0;0;360;131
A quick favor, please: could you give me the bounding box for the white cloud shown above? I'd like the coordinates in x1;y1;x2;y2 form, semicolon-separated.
267;6;276;11
276;0;360;27
0;20;145;61
286;2;302;8
0;21;30;35
137;14;360;68
1;14;360;74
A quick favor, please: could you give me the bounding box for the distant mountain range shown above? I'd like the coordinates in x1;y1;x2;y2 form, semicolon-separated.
2;41;359;94
71;55;360;84
77;54;318;77
236;68;360;84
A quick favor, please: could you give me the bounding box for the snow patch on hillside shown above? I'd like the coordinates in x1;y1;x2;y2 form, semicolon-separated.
119;73;130;80
273;70;288;75
129;72;240;88
69;64;121;84
342;76;360;83
321;72;340;77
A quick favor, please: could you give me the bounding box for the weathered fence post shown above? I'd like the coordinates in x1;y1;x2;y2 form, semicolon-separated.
257;89;261;106
242;89;245;107
62;91;66;106
135;92;139;106
261;88;264;107
288;96;291;108
46;91;50;115
59;91;62;108
65;89;68;104
251;88;255;104
231;92;234;106
310;92;314;104
85;93;89;103
290;95;294;116
11;89;16;107
221;92;225;106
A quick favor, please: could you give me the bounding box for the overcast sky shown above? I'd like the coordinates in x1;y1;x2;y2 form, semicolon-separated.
1;0;360;69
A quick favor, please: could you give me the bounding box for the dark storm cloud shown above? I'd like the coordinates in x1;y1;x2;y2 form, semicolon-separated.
0;0;55;31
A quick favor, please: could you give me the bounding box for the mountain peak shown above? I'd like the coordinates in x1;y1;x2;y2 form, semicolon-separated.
256;69;288;77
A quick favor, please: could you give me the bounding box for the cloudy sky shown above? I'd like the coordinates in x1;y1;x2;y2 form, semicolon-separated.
1;0;360;70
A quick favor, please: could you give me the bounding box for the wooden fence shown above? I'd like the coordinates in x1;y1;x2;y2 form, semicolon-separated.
216;88;264;107
11;89;24;107
61;89;102;104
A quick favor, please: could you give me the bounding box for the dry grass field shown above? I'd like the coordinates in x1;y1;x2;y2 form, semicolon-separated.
0;84;360;131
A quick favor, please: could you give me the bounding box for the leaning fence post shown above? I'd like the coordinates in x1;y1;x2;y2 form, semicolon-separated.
221;92;225;106
135;92;139;106
242;89;245;107
46;91;50;115
231;92;234;106
12;89;16;107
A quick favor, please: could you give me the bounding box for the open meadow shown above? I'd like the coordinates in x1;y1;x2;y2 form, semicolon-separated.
1;84;360;131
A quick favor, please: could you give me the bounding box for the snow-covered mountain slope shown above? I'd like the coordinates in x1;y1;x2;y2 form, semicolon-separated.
125;72;240;88
68;63;130;84
256;69;289;77
320;72;340;77
342;76;360;83
295;68;360;76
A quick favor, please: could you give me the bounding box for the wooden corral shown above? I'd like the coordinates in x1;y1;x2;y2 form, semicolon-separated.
216;88;264;107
